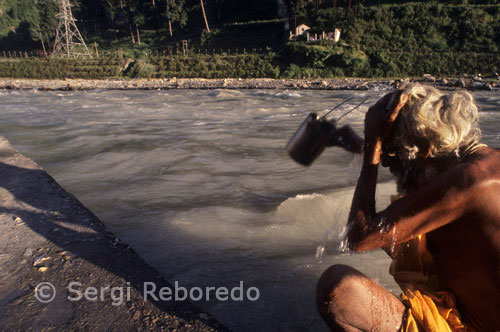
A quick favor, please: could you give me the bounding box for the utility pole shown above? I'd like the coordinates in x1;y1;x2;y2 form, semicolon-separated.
52;0;92;58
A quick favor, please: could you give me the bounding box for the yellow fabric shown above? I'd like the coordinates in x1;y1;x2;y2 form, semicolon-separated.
389;194;436;291
386;232;468;331
400;285;468;332
386;196;471;332
389;235;437;291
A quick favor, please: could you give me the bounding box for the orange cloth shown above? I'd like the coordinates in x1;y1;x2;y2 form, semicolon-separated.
390;235;437;291
400;285;468;332
388;235;469;331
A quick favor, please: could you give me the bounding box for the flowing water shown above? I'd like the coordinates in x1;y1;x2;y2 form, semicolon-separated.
1;88;499;331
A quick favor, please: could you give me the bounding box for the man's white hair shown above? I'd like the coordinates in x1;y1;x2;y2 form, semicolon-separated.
390;83;481;159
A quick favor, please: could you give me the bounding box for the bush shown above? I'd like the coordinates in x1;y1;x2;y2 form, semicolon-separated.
125;60;156;78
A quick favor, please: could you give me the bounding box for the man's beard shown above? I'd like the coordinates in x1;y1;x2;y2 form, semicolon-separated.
390;158;440;195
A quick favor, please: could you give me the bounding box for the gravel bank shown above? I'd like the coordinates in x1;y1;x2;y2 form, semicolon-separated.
0;77;498;91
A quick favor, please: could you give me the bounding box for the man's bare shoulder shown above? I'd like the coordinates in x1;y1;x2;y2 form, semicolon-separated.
460;147;500;219
425;147;500;193
463;147;500;182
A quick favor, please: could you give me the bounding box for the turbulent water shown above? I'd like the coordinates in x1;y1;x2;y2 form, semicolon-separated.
1;88;499;331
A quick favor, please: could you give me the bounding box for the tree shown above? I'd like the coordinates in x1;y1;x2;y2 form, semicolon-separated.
162;0;187;37
36;0;58;42
132;12;144;44
165;0;173;36
200;0;210;32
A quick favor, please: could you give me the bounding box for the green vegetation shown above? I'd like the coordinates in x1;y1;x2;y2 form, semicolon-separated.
0;0;58;49
0;53;281;79
284;2;500;77
0;0;499;78
0;57;122;79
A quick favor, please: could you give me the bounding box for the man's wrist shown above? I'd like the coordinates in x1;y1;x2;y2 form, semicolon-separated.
364;139;382;165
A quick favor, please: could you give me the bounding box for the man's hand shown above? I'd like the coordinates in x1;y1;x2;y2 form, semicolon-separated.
327;124;364;154
364;90;409;164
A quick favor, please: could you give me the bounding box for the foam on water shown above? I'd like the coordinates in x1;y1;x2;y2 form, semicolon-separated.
252;90;302;99
167;181;396;247
159;181;398;331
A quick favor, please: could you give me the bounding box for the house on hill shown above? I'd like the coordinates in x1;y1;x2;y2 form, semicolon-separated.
295;24;310;36
289;25;341;43
289;24;311;40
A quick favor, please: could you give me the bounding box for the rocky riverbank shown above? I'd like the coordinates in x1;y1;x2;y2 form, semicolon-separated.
0;76;498;91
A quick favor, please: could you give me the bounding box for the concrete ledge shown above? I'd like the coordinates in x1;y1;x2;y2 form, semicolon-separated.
0;136;228;331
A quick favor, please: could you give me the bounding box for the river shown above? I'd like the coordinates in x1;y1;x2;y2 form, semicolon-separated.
1;88;499;331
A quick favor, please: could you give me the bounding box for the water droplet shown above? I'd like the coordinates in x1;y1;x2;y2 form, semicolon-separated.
315;245;325;259
390;226;397;254
338;226;350;253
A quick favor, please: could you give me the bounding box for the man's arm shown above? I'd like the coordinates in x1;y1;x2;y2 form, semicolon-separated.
346;92;478;253
347;161;477;252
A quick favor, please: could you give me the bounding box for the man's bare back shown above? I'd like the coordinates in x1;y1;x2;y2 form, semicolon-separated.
424;147;500;331
316;85;500;332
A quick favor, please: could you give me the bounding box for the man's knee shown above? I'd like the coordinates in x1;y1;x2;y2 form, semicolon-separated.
316;264;365;324
317;264;364;302
317;264;405;331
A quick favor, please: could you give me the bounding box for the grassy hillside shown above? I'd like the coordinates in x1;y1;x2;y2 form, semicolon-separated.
284;2;500;77
0;0;498;78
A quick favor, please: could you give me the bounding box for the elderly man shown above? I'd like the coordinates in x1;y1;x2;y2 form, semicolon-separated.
317;84;500;332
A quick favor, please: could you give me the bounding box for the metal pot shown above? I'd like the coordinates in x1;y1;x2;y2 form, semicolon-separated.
286;113;332;166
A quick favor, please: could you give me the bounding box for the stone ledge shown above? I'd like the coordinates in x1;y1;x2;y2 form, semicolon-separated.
0;136;228;332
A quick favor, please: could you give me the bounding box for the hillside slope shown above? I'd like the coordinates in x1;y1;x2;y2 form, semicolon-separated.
0;0;498;78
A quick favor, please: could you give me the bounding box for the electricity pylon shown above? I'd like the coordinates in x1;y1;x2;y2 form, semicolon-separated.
52;0;92;58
